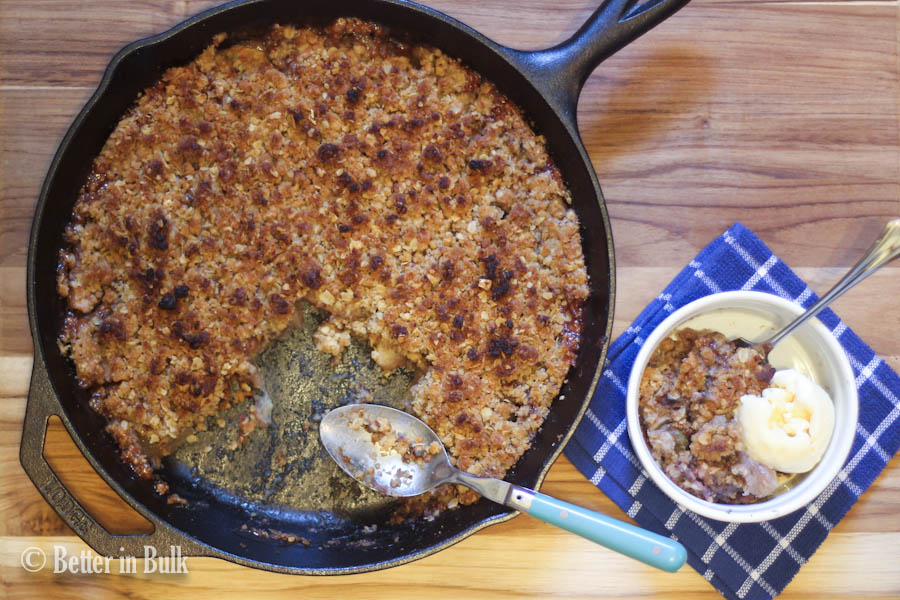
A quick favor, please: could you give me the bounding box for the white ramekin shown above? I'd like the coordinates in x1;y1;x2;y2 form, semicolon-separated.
625;291;858;522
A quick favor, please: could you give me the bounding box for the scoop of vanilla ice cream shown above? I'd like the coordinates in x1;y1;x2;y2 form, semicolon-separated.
737;369;835;473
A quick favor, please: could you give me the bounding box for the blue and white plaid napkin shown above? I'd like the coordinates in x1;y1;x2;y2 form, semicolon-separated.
564;223;900;599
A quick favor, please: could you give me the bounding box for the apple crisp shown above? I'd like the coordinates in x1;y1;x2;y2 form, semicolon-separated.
638;328;779;504
57;19;588;510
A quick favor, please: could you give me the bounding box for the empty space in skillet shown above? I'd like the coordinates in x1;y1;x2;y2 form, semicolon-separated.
164;302;417;522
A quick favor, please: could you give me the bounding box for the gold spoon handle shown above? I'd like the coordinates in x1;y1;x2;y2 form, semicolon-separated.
765;219;900;350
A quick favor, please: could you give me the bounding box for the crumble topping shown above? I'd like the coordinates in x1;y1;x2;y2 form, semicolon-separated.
638;328;779;503
57;19;589;511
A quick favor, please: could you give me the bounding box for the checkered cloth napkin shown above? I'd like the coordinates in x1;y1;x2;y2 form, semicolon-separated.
564;223;900;599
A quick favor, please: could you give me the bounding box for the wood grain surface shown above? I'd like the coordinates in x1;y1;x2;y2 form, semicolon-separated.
1;0;899;598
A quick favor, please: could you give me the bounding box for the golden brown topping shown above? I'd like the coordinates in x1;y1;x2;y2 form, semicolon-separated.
57;19;589;512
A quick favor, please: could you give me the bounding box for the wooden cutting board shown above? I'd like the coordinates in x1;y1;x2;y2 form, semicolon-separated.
1;1;898;597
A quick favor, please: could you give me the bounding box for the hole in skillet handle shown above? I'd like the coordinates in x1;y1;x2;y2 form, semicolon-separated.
20;359;209;560
44;416;154;535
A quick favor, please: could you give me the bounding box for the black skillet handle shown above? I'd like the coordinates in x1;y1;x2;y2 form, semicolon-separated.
20;358;209;559
504;0;691;125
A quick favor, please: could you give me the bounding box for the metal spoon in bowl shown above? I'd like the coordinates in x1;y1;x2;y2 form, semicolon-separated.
735;219;900;357
320;403;686;572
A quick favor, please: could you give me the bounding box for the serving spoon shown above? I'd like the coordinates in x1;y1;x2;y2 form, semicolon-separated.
320;403;687;572
735;219;900;358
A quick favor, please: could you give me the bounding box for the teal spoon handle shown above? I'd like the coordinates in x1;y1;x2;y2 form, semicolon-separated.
508;486;686;572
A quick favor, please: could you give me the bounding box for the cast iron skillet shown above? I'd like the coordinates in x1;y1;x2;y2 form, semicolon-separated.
22;0;689;574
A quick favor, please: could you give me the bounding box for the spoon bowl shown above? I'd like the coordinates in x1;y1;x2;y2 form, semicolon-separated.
319;403;455;497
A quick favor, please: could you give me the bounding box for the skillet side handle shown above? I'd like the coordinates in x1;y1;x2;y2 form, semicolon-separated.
504;0;691;123
20;357;208;559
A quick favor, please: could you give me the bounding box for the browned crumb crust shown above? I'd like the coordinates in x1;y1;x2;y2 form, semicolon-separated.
638;328;778;504
57;19;588;511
